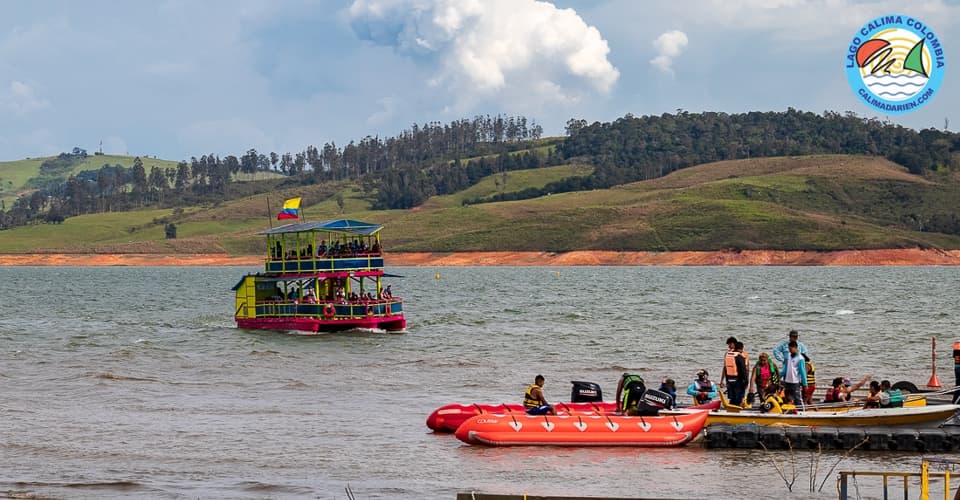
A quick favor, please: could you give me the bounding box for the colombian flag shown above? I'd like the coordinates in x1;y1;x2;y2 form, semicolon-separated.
277;197;301;220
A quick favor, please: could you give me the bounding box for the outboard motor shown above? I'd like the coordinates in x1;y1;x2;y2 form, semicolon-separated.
636;388;673;416
570;381;603;402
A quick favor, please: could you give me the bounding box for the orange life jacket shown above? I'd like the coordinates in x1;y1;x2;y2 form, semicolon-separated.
724;351;739;377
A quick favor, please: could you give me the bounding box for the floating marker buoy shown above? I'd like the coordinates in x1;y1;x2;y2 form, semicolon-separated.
435;273;441;280
928;337;942;388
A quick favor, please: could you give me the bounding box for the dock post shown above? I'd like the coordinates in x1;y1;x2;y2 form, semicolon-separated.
839;472;848;500
944;469;950;500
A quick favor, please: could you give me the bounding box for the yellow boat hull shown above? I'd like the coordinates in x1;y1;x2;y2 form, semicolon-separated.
695;404;960;427
718;392;926;413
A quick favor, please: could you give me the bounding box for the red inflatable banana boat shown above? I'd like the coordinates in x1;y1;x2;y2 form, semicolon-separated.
454;410;709;447
427;401;617;433
426;399;719;433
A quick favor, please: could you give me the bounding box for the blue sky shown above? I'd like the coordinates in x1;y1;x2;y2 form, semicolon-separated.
1;0;956;161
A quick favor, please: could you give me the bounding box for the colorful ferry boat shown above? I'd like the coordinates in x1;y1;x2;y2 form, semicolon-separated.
233;219;406;333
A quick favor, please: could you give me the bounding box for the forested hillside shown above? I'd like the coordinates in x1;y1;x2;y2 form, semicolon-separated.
2;110;960;247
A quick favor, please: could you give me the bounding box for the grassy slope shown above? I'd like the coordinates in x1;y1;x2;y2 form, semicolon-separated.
421;163;592;209
0;154;181;207
3;154;960;253
0;154;282;207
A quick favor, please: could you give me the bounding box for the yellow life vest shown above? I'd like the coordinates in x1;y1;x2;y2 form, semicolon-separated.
523;384;543;408
761;394;784;414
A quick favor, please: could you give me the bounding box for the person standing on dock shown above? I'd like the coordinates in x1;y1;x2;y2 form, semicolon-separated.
721;337;747;406
953;340;960;404
749;352;779;400
773;330;808;364
780;341;807;407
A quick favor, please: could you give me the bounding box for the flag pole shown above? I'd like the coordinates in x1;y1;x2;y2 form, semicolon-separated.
266;196;274;229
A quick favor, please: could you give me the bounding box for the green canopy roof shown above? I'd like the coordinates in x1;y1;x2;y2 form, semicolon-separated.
258;219;383;236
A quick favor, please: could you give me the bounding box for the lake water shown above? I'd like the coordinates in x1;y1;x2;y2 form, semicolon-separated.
1;265;959;499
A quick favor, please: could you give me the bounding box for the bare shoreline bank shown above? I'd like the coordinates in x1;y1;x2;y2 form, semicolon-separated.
2;248;960;266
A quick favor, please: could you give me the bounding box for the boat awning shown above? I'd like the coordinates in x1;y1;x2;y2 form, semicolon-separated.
231;271;390;290
258;219;383;236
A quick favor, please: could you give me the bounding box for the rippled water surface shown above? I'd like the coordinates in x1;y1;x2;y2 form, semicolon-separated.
2;265;959;499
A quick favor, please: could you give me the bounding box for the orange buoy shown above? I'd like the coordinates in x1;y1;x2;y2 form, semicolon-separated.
927;337;942;388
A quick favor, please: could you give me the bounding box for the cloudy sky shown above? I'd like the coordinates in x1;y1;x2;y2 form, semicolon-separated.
1;0;956;161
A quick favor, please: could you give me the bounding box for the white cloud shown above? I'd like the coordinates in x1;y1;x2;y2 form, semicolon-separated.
367;96;400;126
650;30;688;75
0;80;50;114
347;0;619;109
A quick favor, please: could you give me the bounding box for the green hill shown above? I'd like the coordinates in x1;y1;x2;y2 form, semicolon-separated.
0;154;180;207
3;154;960;254
0;153;283;209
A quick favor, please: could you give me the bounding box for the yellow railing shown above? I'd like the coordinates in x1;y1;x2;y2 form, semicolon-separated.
838;460;958;500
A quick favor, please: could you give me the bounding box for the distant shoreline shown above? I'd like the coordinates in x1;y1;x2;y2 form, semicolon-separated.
2;248;960;266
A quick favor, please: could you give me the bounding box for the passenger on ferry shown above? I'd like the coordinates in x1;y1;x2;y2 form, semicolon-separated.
802;354;816;405
721;337;747;406
773;329;808;364
523;374;555;415
383;284;393;299
879;380;904;408
303;289;317;304
349;291;359;301
372;242;381;254
749;352;780;402
335;287;346;302
687;369;718;405
317;240;327;256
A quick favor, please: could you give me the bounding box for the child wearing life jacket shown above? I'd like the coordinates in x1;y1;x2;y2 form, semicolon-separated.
879;380;904;408
802;354;816;405
760;384;797;414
